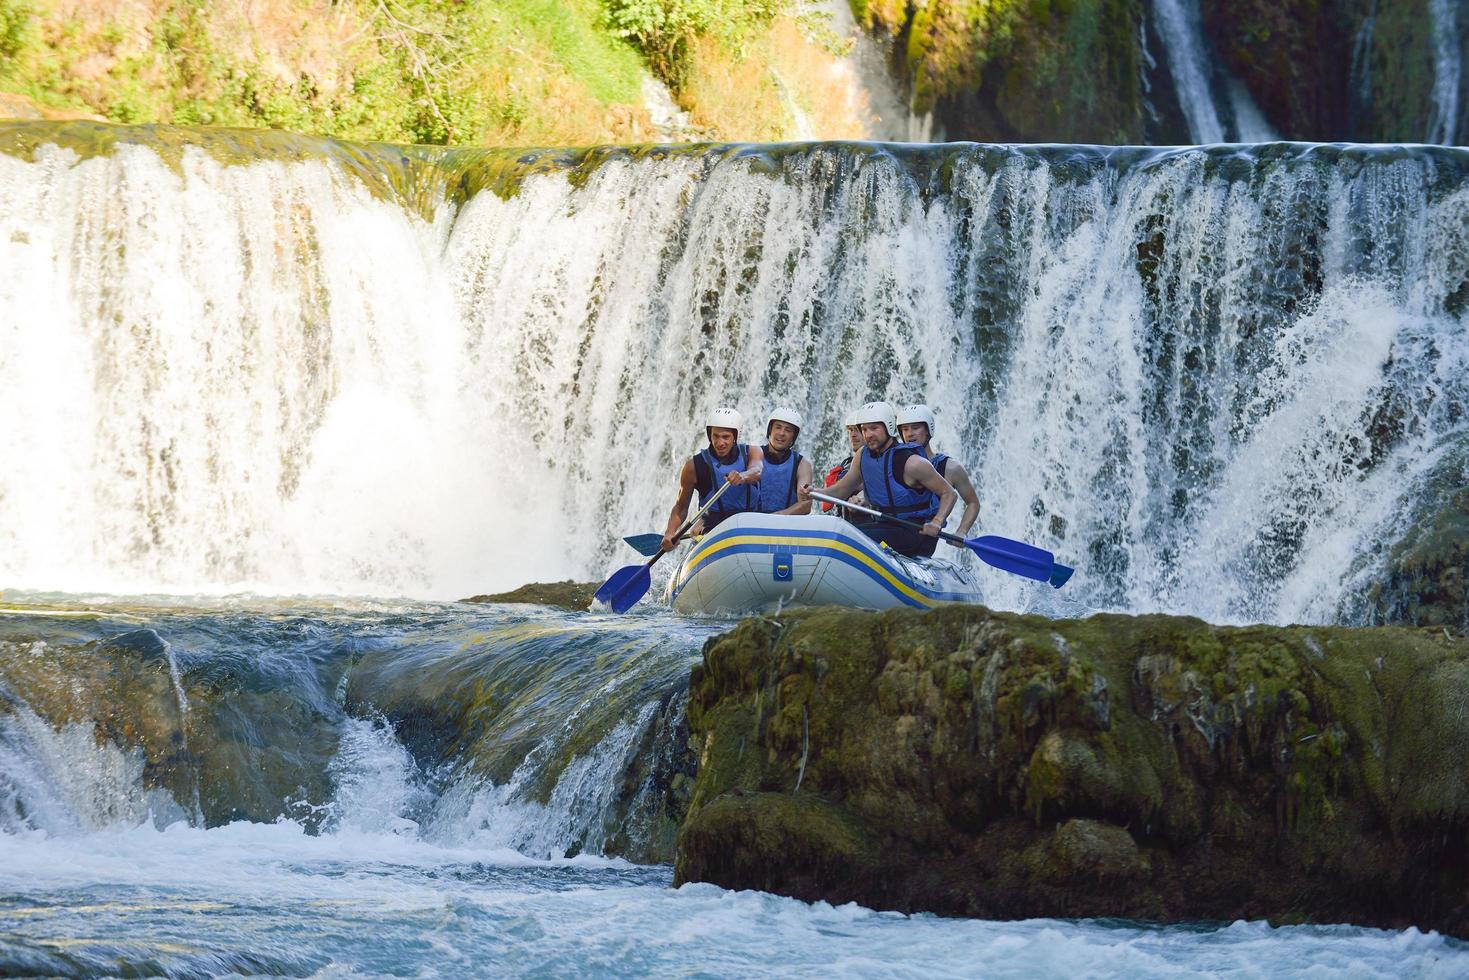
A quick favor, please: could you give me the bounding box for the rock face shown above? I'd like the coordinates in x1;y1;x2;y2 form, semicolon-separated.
462;580;600;611
855;0;1152;143
1200;0;1467;143
676;605;1469;934
855;0;1465;143
0;629;345;827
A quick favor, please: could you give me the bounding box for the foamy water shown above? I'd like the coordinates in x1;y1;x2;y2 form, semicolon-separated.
0;596;1466;976
3;135;1467;626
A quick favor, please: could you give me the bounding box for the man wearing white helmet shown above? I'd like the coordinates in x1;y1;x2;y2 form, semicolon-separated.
755;408;812;515
799;400;958;558
660;407;765;551
897;403;980;544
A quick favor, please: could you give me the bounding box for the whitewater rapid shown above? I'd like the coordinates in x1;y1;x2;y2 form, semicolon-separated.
1;130;1467;626
2;596;1466;977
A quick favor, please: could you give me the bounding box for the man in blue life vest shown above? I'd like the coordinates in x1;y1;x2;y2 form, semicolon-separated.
897;403;980;545
799;400;958;558
660;407;765;552
755;407;812;515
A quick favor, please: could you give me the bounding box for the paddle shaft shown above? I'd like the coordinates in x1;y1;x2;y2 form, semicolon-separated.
653;479;734;566
808;490;961;544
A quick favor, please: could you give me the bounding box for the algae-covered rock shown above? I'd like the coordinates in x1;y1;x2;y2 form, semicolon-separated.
1201;0;1468;143
676;604;1469;934
0;627;346;828
462;580;601;611
1366;482;1468;631
855;0;1150;143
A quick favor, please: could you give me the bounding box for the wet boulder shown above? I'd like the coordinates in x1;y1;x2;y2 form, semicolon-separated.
675;604;1469;935
462;580;600;611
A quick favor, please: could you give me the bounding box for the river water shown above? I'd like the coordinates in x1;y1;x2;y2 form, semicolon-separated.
2;594;1465;977
3;126;1469;973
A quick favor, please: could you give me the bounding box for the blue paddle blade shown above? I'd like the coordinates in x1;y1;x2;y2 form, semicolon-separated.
608;567;653;613
594;564;644;605
593;563;653;613
622;533;664;557
967;534;1056;583
1048;563;1075;589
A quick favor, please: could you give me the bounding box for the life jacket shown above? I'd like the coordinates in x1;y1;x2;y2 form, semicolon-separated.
930;451;949;479
693;444;754;522
860;440;938;522
756;445;802;513
821;457;852;512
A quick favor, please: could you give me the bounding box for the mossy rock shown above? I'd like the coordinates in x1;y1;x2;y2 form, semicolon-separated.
0;629;344;827
677;603;1469;934
462;580;601;611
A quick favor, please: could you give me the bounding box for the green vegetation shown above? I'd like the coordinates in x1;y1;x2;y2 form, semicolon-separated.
0;0;658;145
0;0;874;144
678;604;1469;933
604;0;784;84
851;0;1148;142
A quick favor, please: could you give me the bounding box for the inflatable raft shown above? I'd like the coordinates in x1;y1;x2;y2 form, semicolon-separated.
666;512;984;615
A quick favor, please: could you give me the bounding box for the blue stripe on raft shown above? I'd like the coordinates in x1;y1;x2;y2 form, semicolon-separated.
672;541;929;608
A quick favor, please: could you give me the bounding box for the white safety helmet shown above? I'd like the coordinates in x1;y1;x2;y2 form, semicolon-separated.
843;407;862;429
767;407;804;438
897;404;936;441
851;400;899;440
706;407;743;441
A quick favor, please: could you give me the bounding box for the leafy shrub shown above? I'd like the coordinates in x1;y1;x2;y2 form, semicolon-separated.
603;0;786;85
0;0;35;65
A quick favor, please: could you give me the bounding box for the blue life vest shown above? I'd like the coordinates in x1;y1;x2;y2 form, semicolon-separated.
756;445;802;513
930;451;949;479
694;444;754;520
860;440;939;522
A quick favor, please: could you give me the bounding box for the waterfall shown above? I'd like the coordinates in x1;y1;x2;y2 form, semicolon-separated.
818;0;932;142
1150;0;1277;143
1428;0;1463;145
0;700;188;836
2;126;1468;626
0;598;705;858
1151;0;1224;143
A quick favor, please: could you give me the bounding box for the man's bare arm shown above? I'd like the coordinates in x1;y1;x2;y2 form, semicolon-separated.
661;460;698;551
802;451;863;502
733;445;765;485
905;455;958;535
946;460;980;537
775;457;814;515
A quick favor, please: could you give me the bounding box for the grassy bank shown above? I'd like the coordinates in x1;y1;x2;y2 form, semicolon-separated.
0;0;870;144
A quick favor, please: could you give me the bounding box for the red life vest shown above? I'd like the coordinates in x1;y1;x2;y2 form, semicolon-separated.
821;460;849;512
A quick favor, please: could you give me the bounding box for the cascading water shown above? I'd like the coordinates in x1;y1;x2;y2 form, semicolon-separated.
4;126;1467;626
1428;0;1464;146
4;122;1469;974
818;0;933;142
1150;0;1277;143
2;597;1467;974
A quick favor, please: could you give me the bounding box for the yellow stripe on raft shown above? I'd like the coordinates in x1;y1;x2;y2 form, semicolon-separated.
678;533;938;607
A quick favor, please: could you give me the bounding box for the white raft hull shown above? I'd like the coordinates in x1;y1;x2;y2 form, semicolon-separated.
666;512;984;615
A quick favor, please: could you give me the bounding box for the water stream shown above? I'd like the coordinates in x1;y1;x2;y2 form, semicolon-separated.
2;596;1465;976
3;125;1469;973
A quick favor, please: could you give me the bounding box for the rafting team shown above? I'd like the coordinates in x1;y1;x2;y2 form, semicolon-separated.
660;400;981;560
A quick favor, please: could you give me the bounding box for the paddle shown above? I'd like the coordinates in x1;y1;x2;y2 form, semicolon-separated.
621;533;665;558
594;482;734;613
808;490;1075;588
